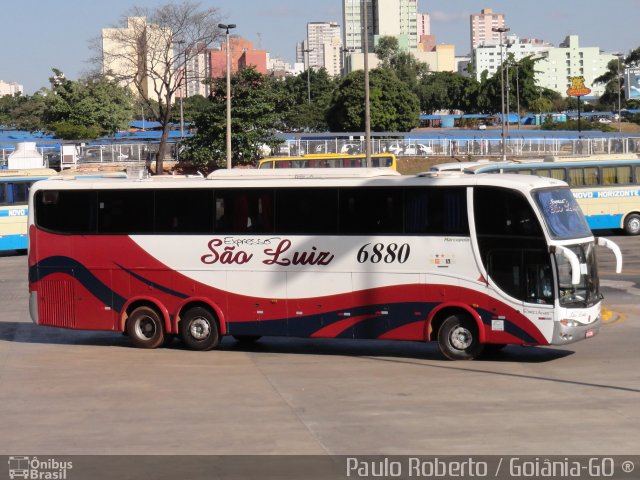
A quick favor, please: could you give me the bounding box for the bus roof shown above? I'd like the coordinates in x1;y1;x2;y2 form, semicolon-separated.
29;169;568;192
0;168;58;178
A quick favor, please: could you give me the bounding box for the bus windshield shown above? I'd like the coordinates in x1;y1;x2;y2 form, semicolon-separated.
556;242;600;308
533;188;592;239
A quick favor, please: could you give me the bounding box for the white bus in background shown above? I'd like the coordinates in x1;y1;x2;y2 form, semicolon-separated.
28;168;621;360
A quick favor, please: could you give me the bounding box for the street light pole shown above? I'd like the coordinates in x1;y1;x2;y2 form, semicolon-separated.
302;48;314;103
362;0;371;167
515;64;520;130
218;23;236;169
492;26;510;161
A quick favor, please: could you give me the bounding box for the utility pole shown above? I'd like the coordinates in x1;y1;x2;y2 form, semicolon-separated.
492;26;510;161
218;23;237;169
362;0;371;167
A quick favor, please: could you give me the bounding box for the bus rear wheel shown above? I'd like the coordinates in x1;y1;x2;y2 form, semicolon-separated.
623;214;640;235
180;307;220;351
437;314;483;360
127;306;166;349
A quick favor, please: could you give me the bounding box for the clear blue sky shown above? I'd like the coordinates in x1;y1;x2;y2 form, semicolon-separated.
2;0;638;94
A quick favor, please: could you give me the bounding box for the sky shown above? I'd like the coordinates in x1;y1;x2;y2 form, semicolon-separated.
2;0;639;94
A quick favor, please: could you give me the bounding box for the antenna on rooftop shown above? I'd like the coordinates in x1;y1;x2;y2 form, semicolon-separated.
256;32;262;49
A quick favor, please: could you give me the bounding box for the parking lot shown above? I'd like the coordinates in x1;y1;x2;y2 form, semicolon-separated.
0;234;638;455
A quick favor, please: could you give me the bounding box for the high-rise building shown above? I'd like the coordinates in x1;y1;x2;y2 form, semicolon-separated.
535;35;615;97
470;8;505;51
306;22;342;75
209;37;267;79
0;80;23;96
417;12;430;36
102;17;174;99
342;0;418;53
473;35;552;81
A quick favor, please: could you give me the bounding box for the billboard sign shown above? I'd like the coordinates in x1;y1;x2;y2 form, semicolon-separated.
626;68;640;100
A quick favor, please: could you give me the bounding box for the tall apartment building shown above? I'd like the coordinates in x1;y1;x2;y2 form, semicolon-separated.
209;37;267;78
306;22;342;72
535;35;615;97
417;12;430;36
177;43;209;98
473;36;553;81
470;8;505;51
0;80;23;96
342;0;418;53
102;17;174;99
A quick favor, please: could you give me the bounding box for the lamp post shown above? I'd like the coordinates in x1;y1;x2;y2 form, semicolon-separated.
302;48;314;103
362;0;371;167
492;26;510;161
218;23;236;169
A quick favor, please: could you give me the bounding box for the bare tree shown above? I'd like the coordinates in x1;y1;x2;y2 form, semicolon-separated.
100;2;222;174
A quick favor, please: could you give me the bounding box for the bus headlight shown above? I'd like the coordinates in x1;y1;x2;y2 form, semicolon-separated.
560;319;579;328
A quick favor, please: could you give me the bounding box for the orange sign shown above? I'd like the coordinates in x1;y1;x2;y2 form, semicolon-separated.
567;76;591;97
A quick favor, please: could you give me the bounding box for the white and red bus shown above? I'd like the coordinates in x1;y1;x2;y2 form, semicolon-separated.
27;168;622;360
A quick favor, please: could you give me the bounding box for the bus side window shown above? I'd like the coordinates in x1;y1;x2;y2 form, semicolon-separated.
11;182;29;204
0;183;6;205
568;168;584;187
584;167;599;185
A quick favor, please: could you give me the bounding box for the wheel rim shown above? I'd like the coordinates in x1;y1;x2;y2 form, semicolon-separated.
135;315;157;340
449;325;473;350
189;317;211;340
628;217;640;233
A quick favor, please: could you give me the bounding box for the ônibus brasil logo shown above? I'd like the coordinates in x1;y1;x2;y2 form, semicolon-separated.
8;456;73;479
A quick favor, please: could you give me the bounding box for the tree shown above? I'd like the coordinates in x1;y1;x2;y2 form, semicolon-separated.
326;68;420;132
2;93;47;132
280;68;337;131
99;2;222;173
417;72;479;113
41;69;134;139
375;36;428;92
182;67;282;169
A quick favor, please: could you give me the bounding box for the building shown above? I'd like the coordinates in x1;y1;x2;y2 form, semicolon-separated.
0;80;23;96
417;12;430;37
209;37;267;78
535;35;615;97
343;0;418;53
102;16;174;99
414;44;456;72
305;22;342;75
343;0;419;74
177;43;209;98
473;36;552;81
470;8;505;52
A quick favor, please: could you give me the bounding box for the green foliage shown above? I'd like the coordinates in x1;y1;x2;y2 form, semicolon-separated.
629;113;640;126
376;35;428;92
0;92;48;131
279;69;337;132
182;67;282;169
326;69;420;132
47;122;103;140
43;71;134;136
418;72;479;113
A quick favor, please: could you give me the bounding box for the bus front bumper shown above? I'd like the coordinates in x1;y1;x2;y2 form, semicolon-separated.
550;316;601;345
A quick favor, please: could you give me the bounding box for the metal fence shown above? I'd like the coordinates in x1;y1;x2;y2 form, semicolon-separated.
1;137;639;170
273;137;640;158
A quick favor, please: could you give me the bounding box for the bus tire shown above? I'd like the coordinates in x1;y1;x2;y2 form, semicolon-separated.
127;306;165;349
437;314;483;360
623;214;640;235
233;335;261;344
180;307;220;351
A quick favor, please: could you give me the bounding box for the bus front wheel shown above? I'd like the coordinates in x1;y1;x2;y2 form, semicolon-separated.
180;307;220;351
127;306;166;349
437;314;483;360
623;214;640;235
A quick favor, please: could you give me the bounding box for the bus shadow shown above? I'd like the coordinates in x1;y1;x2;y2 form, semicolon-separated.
1;321;574;364
215;336;575;364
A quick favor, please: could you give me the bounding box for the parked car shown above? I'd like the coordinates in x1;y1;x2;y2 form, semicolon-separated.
403;144;433;156
597;118;612;124
340;143;361;154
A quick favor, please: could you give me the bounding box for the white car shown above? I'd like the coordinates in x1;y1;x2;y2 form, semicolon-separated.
403;144;433;156
597;118;612;124
340;143;361;154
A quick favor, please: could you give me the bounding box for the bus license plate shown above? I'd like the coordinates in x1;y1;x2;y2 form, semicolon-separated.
585;329;594;338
